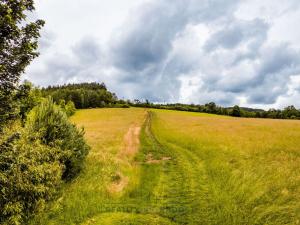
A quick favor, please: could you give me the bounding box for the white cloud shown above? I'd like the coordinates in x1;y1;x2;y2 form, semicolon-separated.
24;0;300;109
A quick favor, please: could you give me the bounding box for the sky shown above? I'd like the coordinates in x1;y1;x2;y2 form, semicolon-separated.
24;0;300;109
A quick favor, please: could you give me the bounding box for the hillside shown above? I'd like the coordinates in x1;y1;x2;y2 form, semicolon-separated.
30;108;300;225
42;83;118;109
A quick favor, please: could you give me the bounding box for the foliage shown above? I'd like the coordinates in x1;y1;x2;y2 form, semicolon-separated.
58;99;76;117
42;82;118;109
16;80;43;121
0;81;42;128
26;97;90;180
0;91;89;225
0;89;17;130
132;101;300;120
41;82;300;120
0;0;44;129
231;105;241;117
0;124;63;225
0;2;92;224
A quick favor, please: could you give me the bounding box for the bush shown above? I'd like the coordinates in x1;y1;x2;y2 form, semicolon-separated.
16;81;43;122
0;98;89;224
121;104;130;108
59;99;76;117
26;97;90;180
0;124;63;225
65;101;76;117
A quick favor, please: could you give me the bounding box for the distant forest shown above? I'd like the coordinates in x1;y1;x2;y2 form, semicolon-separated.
41;82;300;120
42;82;119;109
134;102;300;120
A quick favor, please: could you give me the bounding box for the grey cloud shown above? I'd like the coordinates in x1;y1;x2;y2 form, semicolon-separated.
27;38;105;86
111;0;239;72
85;0;300;105
204;18;269;52
195;89;238;106
39;30;56;52
246;71;291;104
108;0;241;102
212;44;300;104
33;55;81;86
247;85;288;104
28;0;244;103
246;45;300;104
72;37;102;64
258;44;300;79
115;64;182;102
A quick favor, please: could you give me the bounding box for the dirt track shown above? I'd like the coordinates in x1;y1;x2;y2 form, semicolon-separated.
120;125;141;159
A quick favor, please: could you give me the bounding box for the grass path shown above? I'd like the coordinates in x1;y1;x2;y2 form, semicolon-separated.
81;111;208;224
30;108;300;225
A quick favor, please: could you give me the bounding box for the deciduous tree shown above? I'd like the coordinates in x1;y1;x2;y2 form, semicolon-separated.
0;0;44;129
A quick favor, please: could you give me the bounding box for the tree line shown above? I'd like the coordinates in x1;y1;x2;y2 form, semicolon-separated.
131;101;300;120
39;83;300;120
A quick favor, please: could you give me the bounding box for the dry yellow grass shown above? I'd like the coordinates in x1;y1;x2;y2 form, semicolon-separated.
30;108;147;224
72;108;147;195
72;108;146;162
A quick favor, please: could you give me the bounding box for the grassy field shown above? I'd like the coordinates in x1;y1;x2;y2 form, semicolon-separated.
30;108;300;225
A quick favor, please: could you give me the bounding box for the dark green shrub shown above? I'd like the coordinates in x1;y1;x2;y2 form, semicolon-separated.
25;98;90;180
121;104;130;108
231;105;241;117
0;124;63;225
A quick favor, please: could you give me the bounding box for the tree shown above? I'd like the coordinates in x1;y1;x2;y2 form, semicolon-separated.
231;105;241;117
205;102;217;113
282;105;299;119
0;0;44;129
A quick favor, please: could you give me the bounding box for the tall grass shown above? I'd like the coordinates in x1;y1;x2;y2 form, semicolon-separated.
30;108;300;225
150;109;300;224
29;108;147;224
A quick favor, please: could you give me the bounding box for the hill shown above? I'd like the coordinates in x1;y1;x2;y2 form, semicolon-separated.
41;82;118;109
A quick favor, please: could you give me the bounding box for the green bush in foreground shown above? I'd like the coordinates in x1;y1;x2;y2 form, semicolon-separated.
0;98;90;224
0;125;63;225
26;97;90;180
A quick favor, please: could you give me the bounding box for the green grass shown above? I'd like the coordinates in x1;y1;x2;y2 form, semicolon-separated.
30;108;300;225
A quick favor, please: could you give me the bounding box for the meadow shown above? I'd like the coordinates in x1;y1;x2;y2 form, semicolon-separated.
30;108;300;225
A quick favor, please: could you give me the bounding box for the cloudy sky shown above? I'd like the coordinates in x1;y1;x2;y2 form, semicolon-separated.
24;0;300;109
